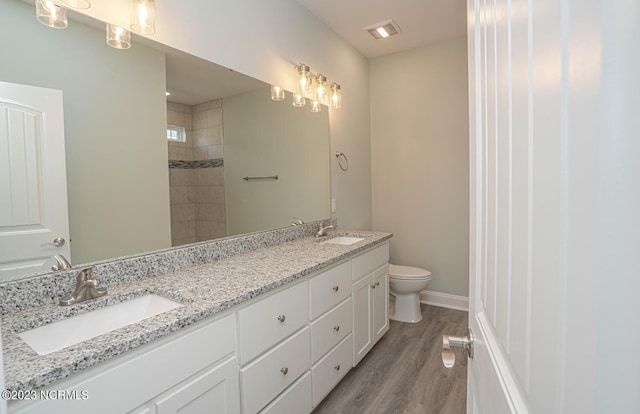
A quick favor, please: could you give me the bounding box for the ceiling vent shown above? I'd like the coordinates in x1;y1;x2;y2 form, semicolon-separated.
364;19;402;40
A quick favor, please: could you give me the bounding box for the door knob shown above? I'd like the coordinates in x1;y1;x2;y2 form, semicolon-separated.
442;328;474;368
41;237;66;248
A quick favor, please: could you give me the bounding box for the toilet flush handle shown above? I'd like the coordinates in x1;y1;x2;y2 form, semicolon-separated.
442;328;474;368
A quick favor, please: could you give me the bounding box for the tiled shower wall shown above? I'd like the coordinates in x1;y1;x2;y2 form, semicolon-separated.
167;100;226;247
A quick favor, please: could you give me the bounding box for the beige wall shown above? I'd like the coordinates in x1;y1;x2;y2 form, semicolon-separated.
370;37;470;297
0;0;171;265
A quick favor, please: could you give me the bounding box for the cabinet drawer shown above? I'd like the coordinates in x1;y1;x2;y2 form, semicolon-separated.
259;372;311;414
310;298;352;363
237;281;309;364
352;244;389;282
309;262;351;319
311;334;353;407
241;327;310;414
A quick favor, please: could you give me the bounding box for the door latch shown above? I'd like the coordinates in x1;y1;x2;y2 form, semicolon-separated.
442;328;474;368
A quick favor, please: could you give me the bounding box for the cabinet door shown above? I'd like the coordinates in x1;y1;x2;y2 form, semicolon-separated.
155;357;240;414
372;266;389;344
352;275;373;366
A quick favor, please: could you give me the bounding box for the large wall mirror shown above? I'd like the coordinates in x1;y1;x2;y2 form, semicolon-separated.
0;0;330;282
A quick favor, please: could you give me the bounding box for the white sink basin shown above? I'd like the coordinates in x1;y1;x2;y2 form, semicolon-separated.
321;236;365;245
18;294;183;356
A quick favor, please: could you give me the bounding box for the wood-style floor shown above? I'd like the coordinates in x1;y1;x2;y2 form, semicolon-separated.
313;304;468;414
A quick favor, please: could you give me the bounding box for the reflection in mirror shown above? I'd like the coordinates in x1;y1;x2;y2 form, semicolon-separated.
0;0;330;282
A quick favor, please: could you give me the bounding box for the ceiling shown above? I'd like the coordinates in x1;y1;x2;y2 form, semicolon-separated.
296;0;467;59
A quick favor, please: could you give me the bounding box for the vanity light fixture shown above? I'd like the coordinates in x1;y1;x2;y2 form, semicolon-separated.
330;83;342;109
106;23;131;49
60;0;90;9
364;19;402;40
271;85;285;101
130;0;156;35
291;63;342;111
292;93;306;107
35;0;68;29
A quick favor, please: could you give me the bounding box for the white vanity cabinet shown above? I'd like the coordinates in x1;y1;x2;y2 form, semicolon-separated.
352;244;390;366
236;260;357;413
308;262;353;407
9;314;240;414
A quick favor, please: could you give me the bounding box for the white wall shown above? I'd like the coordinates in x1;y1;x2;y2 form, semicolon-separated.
0;0;171;265
74;0;373;232
370;37;470;297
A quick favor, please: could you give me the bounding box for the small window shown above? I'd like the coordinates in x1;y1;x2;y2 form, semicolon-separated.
167;125;186;142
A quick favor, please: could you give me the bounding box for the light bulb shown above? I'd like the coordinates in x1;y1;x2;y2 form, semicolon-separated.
271;85;285;101
36;0;68;29
296;64;313;99
106;23;131;49
330;83;342;109
310;100;322;113
292;93;306;107
315;74;328;106
131;0;156;35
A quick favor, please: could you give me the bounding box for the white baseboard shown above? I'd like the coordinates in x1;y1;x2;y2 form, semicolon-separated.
419;290;469;311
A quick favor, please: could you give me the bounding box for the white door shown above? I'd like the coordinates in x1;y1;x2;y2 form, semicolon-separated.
461;0;640;413
0;81;70;279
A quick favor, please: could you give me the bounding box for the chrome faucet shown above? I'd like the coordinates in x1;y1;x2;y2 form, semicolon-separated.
50;254;72;271
315;222;335;237
59;267;107;306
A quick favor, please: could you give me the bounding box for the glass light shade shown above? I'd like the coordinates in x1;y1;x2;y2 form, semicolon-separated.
310;100;322;113
296;64;313;99
292;93;306;107
330;83;342;109
36;0;68;29
131;0;156;35
106;23;131;49
271;85;285;101
315;74;329;106
60;0;90;8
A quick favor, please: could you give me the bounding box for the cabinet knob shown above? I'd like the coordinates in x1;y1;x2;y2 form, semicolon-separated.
375;281;380;287
281;367;289;375
371;284;376;289
333;325;340;332
277;315;286;323
334;364;341;371
332;285;339;292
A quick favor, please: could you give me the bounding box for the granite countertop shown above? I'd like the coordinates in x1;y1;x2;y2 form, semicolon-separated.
1;231;391;392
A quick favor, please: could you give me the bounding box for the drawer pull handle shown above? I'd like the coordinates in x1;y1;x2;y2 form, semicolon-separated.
277;315;286;323
281;367;289;375
334;364;341;371
333;285;339;292
334;325;340;332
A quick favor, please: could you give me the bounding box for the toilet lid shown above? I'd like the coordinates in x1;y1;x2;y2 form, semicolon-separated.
388;264;432;280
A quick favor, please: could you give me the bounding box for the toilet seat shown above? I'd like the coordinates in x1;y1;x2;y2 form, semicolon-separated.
388;264;432;280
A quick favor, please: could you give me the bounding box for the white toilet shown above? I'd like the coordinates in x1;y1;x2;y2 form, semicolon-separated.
388;264;432;323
